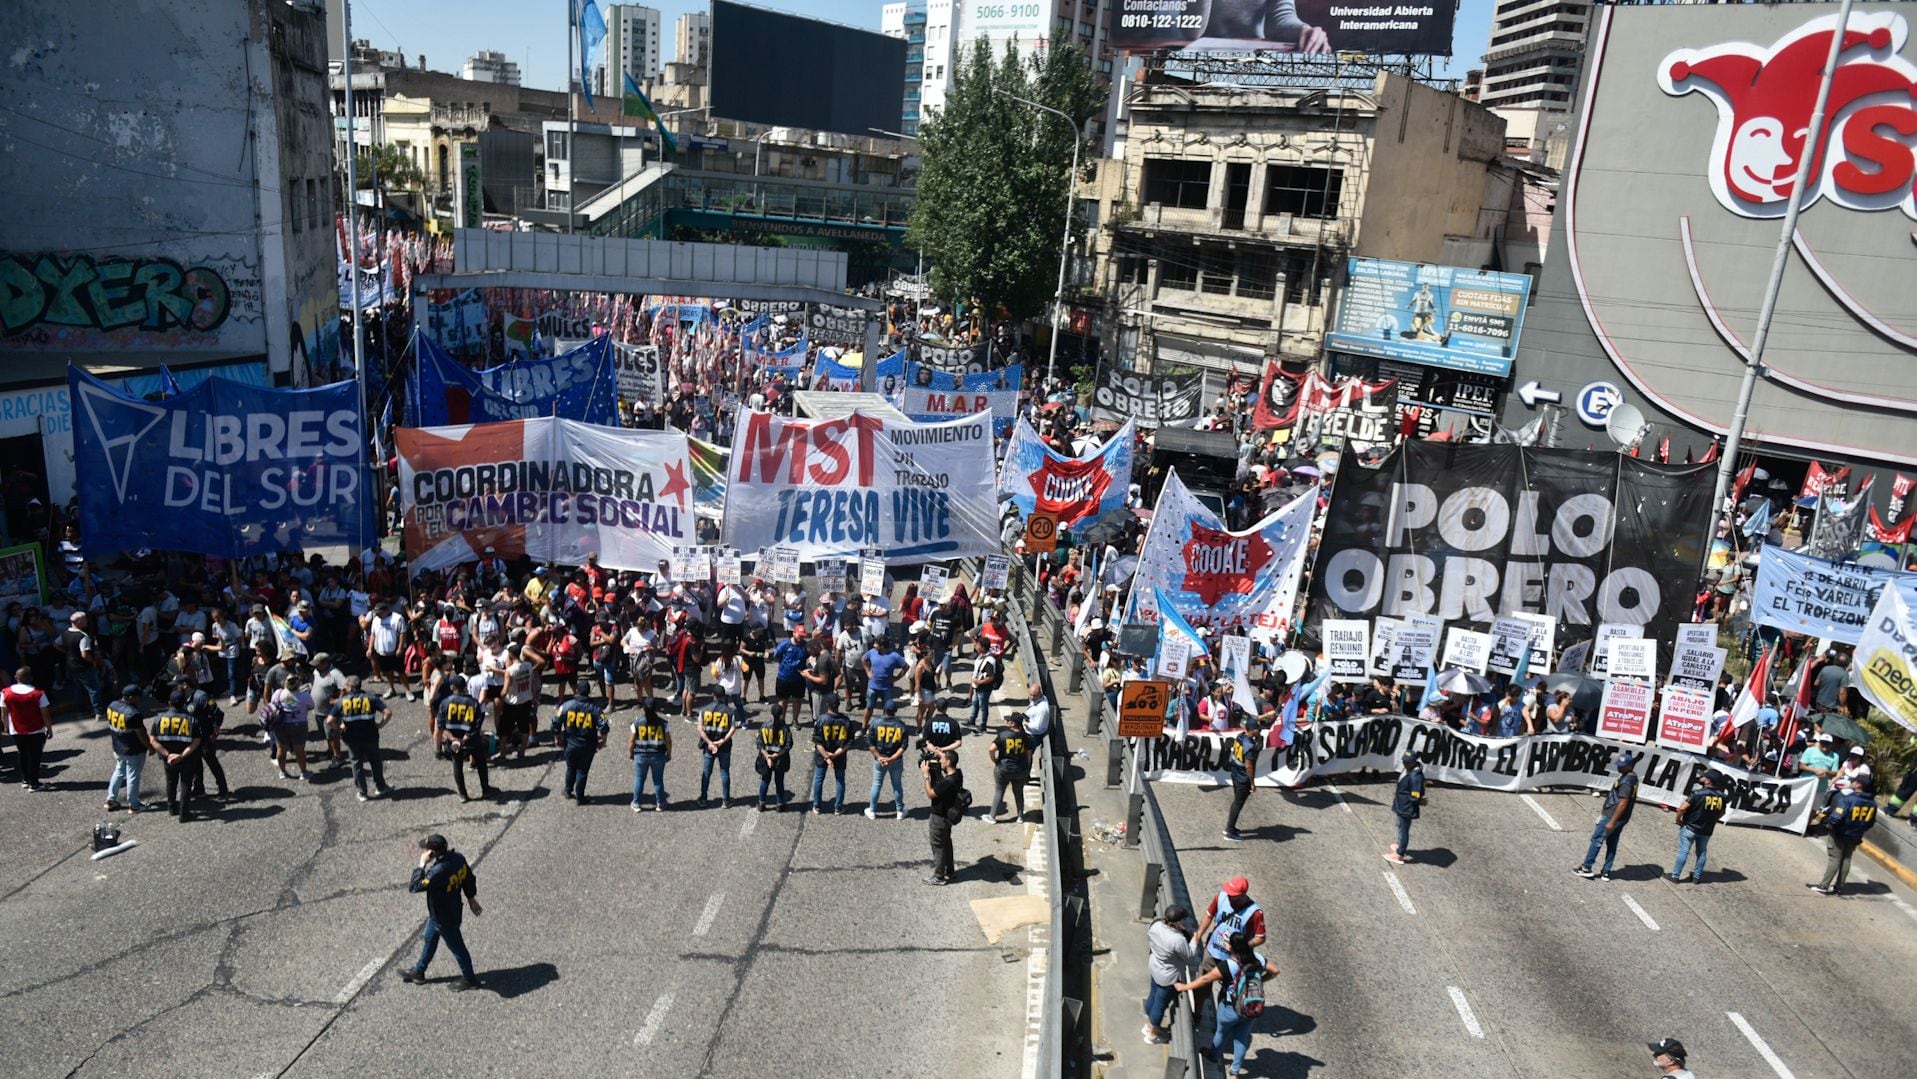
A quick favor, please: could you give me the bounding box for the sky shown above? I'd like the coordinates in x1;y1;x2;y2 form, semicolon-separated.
351;0;1495;93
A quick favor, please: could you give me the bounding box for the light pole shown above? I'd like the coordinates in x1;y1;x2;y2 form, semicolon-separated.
996;89;1083;390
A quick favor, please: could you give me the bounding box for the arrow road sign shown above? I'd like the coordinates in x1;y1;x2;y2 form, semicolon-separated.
1517;380;1562;408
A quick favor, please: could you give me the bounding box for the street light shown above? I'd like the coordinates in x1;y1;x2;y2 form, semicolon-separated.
995;89;1084;389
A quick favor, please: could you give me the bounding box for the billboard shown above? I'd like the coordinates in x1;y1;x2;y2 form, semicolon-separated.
1326;258;1532;377
710;1;906;136
1498;4;1917;468
1111;1;1455;56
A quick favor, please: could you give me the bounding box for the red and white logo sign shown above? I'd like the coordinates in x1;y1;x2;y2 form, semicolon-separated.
1027;455;1113;526
1659;12;1917;219
1179;522;1274;606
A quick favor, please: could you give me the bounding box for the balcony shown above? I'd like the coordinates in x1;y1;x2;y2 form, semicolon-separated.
430;105;489;130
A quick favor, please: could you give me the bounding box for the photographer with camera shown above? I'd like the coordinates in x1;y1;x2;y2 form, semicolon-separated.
399;834;482;991
921;745;968;886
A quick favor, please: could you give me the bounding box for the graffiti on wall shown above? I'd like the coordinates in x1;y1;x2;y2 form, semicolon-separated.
0;252;262;348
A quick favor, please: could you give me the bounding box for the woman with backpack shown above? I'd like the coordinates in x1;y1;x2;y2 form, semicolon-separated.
1175;931;1278;1077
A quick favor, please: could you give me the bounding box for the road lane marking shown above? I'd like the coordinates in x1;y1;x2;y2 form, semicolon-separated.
1324;784;1354;814
1446;986;1484;1039
1888;896;1917;925
1727;1012;1794;1078
1382;871;1416;915
633;992;675;1047
1621;894;1660;932
739;810;759;838
1519;794;1562;831
694;892;725;937
333;956;386;1004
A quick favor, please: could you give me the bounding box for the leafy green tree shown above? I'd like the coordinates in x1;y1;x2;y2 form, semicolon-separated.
908;41;1104;322
354;143;424;196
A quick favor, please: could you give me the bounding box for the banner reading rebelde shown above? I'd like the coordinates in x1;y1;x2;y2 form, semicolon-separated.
997;418;1134;534
397;418;692;573
721;408;998;564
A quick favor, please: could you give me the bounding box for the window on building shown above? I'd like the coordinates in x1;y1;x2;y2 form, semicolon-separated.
290;176;304;233
1141;158;1211;210
308;178;320;232
1266;165;1342;219
1200;247;1234;295
1160;252;1198;291
548;130;570;161
1115;255;1148;286
1282;252;1322;306
1238;250;1277;300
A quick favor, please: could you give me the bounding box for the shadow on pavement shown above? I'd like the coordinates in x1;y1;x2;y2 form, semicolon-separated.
209;804;287;823
1249;1047;1329;1077
1240;823;1311;844
227;784;298;800
1407;847;1458;868
957;854;1024;885
482;961;559;999
1260;1004;1317;1037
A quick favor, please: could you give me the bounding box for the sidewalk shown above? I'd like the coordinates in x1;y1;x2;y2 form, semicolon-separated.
1863;809;1917;892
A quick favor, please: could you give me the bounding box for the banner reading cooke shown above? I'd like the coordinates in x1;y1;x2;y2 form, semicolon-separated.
1310;444;1715;650
997;418;1135;534
721;408;998;564
397;418;692;573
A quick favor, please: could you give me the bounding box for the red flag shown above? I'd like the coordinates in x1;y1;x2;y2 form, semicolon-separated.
1798;461;1851;500
1732;461;1756;503
1399;406;1423;440
1700;440;1720;464
1656;434;1670;463
1779;650;1817;755
1870;504;1914;544
1729;646;1773;732
1891;472;1915;522
1251;362;1303;430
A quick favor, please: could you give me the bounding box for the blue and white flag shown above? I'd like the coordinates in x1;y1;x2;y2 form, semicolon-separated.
69;366;374;559
1129;470;1318;644
899;362;1021;430
409;333;616;427
997;417;1133;534
579;0;607;110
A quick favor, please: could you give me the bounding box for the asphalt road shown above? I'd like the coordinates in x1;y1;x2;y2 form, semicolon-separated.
0;668;1038;1078
1149;767;1917;1078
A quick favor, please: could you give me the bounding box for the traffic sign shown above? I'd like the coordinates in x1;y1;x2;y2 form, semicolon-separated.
1117;679;1173;738
1025;512;1058;553
1517;380;1561;408
1574;381;1623;427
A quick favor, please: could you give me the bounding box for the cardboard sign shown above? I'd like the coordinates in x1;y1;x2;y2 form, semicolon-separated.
1674;622;1718;650
717;553;742;587
859;557;886;598
1157;635;1193;681
1606;638;1658;683
1392;614;1442;683
1488;612;1554;676
672;547;709;583
1324;619;1371;683
763;546;802;584
1596;679;1653;744
919;565;948;604
982;554;1011;592
1025;511;1059;553
1118;679;1174;738
1668;644;1726;692
1441;628;1492;674
1588;623;1643;678
1369;617;1404;678
1117;624;1160;658
1655;686;1715;754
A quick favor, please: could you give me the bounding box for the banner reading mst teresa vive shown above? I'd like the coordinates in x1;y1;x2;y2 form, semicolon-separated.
396;418;692;574
997;418;1135;534
1309;444;1714;649
409;333;616;427
69;367;373;559
721;409;998;564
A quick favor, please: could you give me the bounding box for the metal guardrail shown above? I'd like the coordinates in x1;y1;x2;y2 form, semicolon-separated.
1021;560;1203;1079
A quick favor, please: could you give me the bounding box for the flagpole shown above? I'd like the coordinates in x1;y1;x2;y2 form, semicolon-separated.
341;0;373;554
567;0;577;236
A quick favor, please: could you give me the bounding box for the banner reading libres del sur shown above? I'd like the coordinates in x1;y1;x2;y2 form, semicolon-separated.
721;408;998;565
396;418;692;573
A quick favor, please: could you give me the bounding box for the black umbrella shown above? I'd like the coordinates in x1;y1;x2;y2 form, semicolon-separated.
1809;711;1870;745
1542;671;1604;712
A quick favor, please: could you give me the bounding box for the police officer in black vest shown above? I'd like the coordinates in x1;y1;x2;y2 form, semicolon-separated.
554;680;609;805
104;684;152;814
178;677;232;803
436;671;491;801
1669;769;1728;884
329;675;393;802
629;697;672;811
922;705;964;758
149;689;205;821
811;694;856;814
1811;777;1879;896
988;711;1033;824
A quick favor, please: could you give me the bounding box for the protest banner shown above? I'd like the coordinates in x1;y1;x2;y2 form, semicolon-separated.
1311;444;1715;648
1752;544;1915;644
859;557;886;597
981;554;1011;593
1855;576;1917;733
1220;634;1252;681
721;409;998;565
1557;640;1591;674
915;341;986;373
673;547;712;583
1117;624;1160;659
396;418;690;573
410;334;617;427
70;367;374;559
1440;628;1492;674
1369;617;1404;679
1487;613;1554;676
614;342;665;405
1668;644;1726;692
1118;680;1173;739
900;363;1022;429
762;545;802;584
1090;363;1207;426
1587;623;1642;678
920;565;948;603
1324;619;1371;682
997;418;1135;534
717;552;742;586
1596;680;1653;743
1606;638;1658;683
1674;623;1718;649
1129;471;1317;642
807;302;870;346
1157;635;1193;681
1656;686;1715;754
1139;715;1815;832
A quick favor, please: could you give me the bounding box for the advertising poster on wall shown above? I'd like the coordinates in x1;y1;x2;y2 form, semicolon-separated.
1326;258;1533;377
1111;0;1456;57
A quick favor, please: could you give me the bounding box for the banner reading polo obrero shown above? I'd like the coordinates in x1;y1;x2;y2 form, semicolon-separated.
721;409;998;565
396;418;691;574
409;333;616;427
1091;362;1207;427
69;367;374;559
998;418;1135;535
1129;470;1317;644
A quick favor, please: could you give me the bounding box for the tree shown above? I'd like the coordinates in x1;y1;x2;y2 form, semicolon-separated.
354;143;424;196
908;41;1104;323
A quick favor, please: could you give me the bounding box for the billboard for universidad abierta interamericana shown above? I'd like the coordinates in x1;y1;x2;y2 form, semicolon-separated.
1111;0;1455;56
1325;258;1532;377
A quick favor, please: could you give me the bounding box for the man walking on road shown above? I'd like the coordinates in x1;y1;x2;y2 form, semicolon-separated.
923;745;965;885
1809;777;1878;896
1668;771;1727;883
1222;718;1261;842
1576;751;1640;881
400;834;482;991
436;672;492;801
1387;751;1424;864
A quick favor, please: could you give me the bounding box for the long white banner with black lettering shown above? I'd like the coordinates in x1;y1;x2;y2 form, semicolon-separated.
1142;715;1815;833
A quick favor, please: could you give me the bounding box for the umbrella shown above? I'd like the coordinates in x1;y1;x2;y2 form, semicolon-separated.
1794;495;1819;508
1541;671;1604;711
1293;465;1322;479
1809;711;1870;745
1435;668;1493;695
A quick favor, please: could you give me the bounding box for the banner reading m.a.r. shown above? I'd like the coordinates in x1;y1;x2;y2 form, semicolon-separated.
1309;444;1714;648
69;367;373;558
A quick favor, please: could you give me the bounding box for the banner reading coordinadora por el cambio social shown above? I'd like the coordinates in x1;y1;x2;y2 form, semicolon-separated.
997;418;1135;534
396;417;692;573
409;333;617;427
1139;714;1815;833
720;408;998;565
68;367;374;559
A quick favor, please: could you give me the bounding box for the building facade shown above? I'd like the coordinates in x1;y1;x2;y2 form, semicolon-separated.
1;0;338;508
600;4;663;98
461;49;523;86
675;10;712;67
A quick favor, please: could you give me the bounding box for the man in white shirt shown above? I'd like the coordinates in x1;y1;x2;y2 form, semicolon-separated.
500;645;538;762
1024;681;1053;744
862;593;891;646
717;583;748;644
364;602;414;701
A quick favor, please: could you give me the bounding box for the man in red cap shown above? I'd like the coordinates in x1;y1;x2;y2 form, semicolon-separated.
1191;875;1266;992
